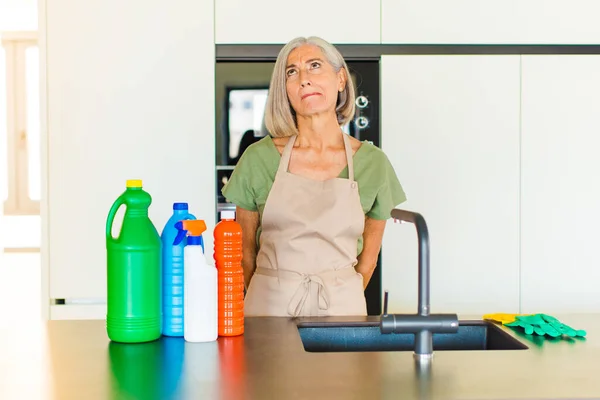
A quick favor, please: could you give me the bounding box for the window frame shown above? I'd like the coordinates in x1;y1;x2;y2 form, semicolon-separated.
1;31;39;216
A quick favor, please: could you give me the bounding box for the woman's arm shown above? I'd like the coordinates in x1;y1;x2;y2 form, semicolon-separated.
355;217;387;289
236;206;260;289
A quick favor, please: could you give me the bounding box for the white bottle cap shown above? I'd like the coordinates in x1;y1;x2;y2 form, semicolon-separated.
220;210;236;220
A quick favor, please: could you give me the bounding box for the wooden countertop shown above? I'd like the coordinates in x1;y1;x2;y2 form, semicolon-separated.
0;314;599;399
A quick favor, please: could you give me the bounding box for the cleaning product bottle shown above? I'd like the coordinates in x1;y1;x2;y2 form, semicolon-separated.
174;219;217;342
214;210;244;336
160;203;196;337
106;179;161;343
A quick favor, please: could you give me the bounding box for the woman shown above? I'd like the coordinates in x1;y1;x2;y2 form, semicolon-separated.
222;36;406;317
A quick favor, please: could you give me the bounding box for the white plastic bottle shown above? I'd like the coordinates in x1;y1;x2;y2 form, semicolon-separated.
178;219;218;342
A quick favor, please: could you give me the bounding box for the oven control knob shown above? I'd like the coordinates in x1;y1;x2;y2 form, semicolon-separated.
355;95;369;108
355;116;369;129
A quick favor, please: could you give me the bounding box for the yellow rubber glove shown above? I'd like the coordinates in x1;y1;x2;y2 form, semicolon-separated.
482;313;527;325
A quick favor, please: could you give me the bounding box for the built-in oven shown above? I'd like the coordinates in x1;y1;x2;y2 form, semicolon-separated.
215;59;382;315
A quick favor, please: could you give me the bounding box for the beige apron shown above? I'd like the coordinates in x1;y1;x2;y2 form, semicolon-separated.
244;133;367;317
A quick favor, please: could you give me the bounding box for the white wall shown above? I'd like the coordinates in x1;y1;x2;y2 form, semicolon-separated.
215;0;600;45
381;55;521;314
43;0;215;319
0;0;37;30
520;55;600;313
215;0;380;44
381;54;600;315
382;0;600;44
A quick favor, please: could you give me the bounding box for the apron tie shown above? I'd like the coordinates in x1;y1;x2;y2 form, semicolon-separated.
287;274;330;317
254;267;359;317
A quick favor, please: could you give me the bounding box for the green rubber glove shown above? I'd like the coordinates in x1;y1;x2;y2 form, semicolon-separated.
505;314;586;338
538;314;587;338
505;315;551;336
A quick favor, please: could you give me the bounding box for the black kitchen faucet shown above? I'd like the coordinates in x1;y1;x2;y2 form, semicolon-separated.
380;209;460;362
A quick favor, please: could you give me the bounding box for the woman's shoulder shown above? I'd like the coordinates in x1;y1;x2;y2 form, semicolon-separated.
347;135;364;155
354;140;407;217
356;140;390;163
354;140;400;183
222;135;279;209
234;135;279;179
271;136;288;155
240;135;277;159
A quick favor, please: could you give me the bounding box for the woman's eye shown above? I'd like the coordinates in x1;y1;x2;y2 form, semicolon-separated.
311;61;321;69
286;69;296;77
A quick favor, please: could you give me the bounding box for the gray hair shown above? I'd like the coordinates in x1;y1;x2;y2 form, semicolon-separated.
264;36;356;138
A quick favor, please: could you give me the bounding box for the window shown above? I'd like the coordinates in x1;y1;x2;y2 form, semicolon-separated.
226;88;269;161
1;32;39;216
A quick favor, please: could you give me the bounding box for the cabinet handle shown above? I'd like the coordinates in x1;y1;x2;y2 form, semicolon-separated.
19;130;27;149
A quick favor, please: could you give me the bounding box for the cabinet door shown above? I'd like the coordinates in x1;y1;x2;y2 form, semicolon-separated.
215;0;380;44
521;55;600;313
45;0;216;310
380;55;520;314
382;0;600;44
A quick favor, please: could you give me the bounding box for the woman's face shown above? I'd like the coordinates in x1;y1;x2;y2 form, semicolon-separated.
285;44;346;119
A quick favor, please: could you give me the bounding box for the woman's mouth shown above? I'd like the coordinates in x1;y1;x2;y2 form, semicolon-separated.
301;92;320;100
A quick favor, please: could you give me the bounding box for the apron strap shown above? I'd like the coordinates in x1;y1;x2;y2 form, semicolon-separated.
277;133;355;181
277;135;297;174
341;133;355;181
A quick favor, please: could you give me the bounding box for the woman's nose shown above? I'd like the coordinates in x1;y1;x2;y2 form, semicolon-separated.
299;71;311;87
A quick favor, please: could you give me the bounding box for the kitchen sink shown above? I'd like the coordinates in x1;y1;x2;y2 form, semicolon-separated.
297;320;528;352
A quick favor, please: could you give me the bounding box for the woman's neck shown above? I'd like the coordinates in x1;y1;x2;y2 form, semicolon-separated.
295;114;343;151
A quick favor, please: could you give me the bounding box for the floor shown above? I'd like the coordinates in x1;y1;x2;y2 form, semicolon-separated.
0;252;42;322
0;252;46;400
0;216;42;248
0;215;43;321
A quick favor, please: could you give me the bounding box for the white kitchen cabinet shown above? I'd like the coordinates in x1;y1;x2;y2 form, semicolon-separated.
215;0;380;44
43;0;216;318
521;55;600;313
380;55;521;314
382;0;600;44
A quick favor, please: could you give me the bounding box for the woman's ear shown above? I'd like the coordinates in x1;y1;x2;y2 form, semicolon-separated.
338;67;348;92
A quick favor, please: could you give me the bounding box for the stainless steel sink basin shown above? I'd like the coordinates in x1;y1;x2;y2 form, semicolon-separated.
297;320;528;352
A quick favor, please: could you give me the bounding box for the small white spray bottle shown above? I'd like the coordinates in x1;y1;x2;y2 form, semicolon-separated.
175;219;218;342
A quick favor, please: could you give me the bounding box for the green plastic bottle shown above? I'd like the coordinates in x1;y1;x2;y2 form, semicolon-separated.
106;179;162;343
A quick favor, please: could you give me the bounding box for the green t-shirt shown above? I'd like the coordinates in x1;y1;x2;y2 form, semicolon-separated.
221;135;407;254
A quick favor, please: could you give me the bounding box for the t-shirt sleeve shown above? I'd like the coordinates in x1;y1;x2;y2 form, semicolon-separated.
366;153;407;220
221;150;258;212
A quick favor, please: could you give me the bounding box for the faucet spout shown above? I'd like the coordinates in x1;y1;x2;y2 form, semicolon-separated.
390;209;430;317
380;208;459;361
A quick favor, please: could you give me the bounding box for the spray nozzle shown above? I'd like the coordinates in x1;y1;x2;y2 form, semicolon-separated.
183;220;207;236
173;220;207;250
